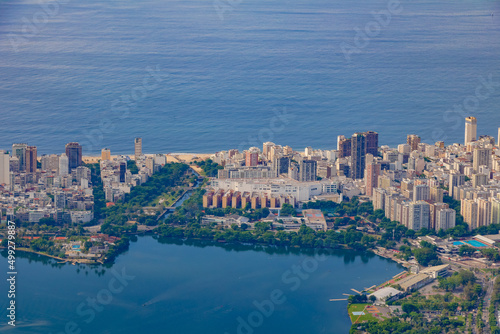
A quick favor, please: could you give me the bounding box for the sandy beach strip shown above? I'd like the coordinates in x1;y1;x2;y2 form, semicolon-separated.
82;153;213;164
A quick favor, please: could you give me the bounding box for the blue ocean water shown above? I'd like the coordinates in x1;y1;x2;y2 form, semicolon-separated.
0;0;499;155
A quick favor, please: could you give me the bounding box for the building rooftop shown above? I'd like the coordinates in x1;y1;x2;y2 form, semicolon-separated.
369;287;402;302
398;273;430;291
419;264;450;275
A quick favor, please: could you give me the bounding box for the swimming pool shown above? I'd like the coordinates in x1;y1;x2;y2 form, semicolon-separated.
453;240;488;248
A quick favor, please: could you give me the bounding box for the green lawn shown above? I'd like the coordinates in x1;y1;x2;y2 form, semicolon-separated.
348;304;383;324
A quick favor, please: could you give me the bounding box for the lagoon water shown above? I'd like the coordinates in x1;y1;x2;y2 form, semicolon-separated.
0;236;404;333
0;0;500;155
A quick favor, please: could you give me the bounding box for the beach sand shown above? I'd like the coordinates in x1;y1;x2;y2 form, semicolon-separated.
83;153;213;165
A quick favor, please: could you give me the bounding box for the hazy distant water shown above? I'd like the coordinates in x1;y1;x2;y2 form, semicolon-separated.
0;0;499;155
0;236;404;334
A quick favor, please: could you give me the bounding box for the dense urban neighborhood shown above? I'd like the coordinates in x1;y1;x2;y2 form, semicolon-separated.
1;119;500;332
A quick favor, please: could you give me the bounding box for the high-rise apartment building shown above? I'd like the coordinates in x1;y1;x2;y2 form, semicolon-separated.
398;144;411;154
145;157;155;175
119;162;127;183
461;198;478;230
299;160;317;182
338;136;351;158
365;162;380;197
12;143;27;171
472;173;489;188
59;153;69;176
473;147;491;172
478;198;492;227
337;135;345;151
273;156;290;176
101;148;111;161
465;116;477;146
25;146;37;173
406;135;421;152
262;142;275;160
430;202;448;230
268;145;283;161
492;198;500;225
408;201;430;231
65;142;82;172
0;150;10;185
134;138;142;159
245;148;259;167
430;186;444;203
364;131;379;157
436;208;456;231
9;157;19;173
41;154;60;173
449;171;466;198
373;188;386;211
413;184;430;202
351;133;366;179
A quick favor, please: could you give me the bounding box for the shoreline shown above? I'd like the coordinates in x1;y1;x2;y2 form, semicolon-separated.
371;247;412;268
4;234;404;268
0;246;102;264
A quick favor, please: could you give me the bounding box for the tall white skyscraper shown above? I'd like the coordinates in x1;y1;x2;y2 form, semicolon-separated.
59;153;69;176
464;116;477;146
0;150;10;185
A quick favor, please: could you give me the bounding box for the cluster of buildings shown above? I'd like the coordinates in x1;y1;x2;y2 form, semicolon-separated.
0;142;94;224
100;138;166;203
0;137;170;226
205;118;500;234
204;140;365;209
372;118;500;232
